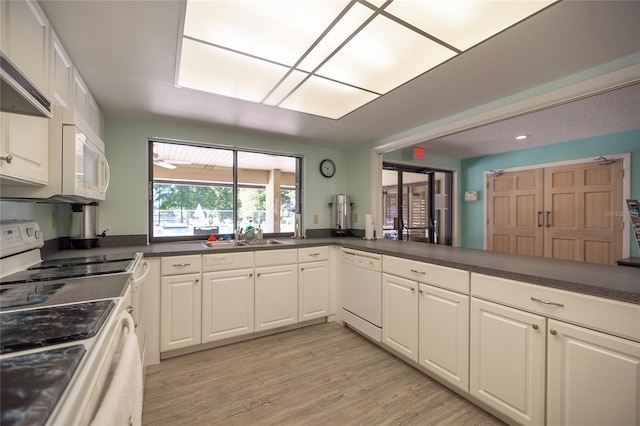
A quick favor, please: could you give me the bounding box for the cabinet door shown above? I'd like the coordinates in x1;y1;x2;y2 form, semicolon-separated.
255;264;298;332
0;113;48;184
50;30;73;107
299;260;329;322
2;0;49;93
202;268;254;343
418;283;469;392
160;273;201;352
547;319;640;426
470;298;546;426
382;273;418;362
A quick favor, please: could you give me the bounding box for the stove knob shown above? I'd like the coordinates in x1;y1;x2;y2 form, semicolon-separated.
34;230;42;240
26;227;34;237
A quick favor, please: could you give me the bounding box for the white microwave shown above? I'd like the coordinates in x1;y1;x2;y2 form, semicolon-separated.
61;121;110;201
0;107;110;203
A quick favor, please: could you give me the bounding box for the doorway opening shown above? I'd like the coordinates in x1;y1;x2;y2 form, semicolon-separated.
382;163;453;245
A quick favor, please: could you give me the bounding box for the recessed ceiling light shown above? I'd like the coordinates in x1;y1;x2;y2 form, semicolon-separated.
516;135;528;140
177;0;558;120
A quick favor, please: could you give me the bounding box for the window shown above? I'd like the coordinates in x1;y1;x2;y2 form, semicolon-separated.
149;140;301;242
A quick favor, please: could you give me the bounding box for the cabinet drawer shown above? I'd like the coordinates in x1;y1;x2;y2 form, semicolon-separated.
471;273;640;342
255;249;298;267
203;252;254;272
298;246;329;263
383;256;469;294
161;255;202;275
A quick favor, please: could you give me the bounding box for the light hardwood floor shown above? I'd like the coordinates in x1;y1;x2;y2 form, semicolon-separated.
143;322;505;426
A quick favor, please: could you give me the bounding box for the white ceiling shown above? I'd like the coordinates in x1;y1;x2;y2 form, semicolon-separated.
39;0;640;157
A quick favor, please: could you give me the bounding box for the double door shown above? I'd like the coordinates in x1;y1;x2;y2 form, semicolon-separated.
487;160;623;264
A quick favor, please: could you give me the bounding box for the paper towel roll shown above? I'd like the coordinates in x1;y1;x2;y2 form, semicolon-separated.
365;213;374;239
294;214;302;238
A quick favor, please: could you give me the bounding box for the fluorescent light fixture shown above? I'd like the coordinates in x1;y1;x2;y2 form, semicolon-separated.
516;135;528;140
178;0;557;120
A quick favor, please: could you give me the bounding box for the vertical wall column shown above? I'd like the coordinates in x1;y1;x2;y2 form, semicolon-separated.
267;169;281;232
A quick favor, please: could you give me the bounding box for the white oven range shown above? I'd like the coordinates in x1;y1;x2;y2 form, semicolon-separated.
0;220;143;425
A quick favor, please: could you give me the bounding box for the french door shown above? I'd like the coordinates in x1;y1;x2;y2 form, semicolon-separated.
382;164;452;245
487;160;624;264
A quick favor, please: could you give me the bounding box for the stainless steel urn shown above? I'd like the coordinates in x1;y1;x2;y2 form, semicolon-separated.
331;194;351;236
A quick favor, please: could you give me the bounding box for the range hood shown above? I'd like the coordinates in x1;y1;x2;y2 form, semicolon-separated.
0;53;52;119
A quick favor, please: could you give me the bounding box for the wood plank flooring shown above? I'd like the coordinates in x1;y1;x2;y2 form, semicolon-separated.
143;322;505;426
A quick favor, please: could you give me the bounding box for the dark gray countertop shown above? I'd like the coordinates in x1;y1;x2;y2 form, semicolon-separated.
46;238;640;304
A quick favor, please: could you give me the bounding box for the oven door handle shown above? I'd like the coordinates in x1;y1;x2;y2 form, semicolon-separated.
131;260;149;291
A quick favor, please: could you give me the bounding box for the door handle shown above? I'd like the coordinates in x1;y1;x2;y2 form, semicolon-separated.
537;211;543;227
545;211;552;227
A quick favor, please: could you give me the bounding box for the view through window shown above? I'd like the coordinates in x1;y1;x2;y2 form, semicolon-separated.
150;141;300;241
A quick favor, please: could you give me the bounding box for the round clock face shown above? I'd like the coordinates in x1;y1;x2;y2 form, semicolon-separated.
320;159;336;178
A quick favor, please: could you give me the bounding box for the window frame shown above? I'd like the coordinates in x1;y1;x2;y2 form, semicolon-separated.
148;138;302;243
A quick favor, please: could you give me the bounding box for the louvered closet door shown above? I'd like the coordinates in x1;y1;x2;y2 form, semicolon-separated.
544;161;623;264
487;169;544;256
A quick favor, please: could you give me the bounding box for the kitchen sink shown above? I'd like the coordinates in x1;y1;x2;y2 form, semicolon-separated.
241;239;287;246
201;239;287;249
201;241;248;249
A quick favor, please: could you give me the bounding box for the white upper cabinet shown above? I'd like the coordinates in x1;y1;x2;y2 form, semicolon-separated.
1;0;50;95
50;30;73;107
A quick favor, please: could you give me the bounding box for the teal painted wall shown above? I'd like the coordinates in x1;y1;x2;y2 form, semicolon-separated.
101;117;349;239
460;129;640;257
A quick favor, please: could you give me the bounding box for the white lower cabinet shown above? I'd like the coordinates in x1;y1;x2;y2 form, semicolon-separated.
201;268;254;343
547;319;640;426
470;298;546;426
255;264;298;332
298;260;329;322
418;283;469;392
160;273;202;352
382;273;419;362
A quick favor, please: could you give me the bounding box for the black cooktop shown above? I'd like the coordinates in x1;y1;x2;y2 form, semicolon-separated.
0;260;132;285
0;283;65;309
0;300;114;354
1;345;85;426
32;253;136;269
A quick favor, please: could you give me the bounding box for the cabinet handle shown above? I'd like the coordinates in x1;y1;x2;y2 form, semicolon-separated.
537;211;543;227
249;273;253;278
301;267;304;271
173;263;191;267
257;273;261;278
418;289;424;294
134;321;138;328
1;155;13;164
550;329;558;335
126;305;133;314
531;297;564;308
410;269;426;275
195;278;200;283
532;324;539;330
546;211;552;227
310;253;321;256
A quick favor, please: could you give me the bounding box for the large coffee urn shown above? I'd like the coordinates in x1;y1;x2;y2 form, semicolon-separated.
70;203;100;249
330;194;351;236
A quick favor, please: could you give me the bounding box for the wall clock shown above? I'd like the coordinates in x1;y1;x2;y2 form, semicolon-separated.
320;159;336;178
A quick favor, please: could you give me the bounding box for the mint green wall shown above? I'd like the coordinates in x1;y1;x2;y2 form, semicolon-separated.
0;202;69;241
460;129;640;257
102;117;348;239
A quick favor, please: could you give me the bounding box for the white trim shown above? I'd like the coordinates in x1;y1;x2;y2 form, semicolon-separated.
374;64;640;154
482;153;631;258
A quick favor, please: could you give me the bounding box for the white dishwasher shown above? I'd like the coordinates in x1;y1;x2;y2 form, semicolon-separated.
341;249;382;342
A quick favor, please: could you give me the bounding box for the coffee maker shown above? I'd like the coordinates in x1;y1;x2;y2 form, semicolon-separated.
70;203;104;249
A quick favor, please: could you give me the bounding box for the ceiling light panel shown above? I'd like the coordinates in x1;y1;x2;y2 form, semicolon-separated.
183;0;350;66
279;75;379;119
384;0;557;51
178;38;290;102
316;14;457;94
262;69;308;106
297;2;374;72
